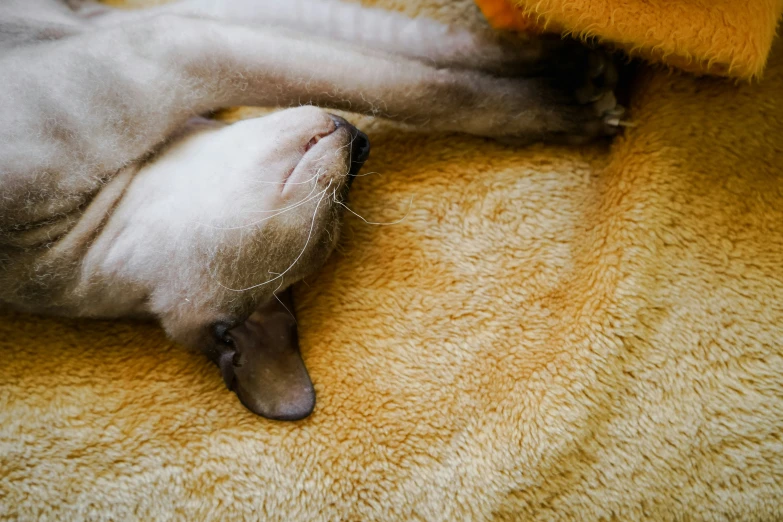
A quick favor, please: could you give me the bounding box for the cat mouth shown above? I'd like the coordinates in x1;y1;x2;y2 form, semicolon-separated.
282;115;370;193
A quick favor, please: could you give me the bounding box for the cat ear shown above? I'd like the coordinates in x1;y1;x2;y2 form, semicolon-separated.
221;288;315;420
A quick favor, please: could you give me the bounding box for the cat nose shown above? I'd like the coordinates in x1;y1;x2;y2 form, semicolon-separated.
328;114;370;183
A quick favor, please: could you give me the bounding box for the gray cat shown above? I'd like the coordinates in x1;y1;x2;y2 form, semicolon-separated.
0;0;622;419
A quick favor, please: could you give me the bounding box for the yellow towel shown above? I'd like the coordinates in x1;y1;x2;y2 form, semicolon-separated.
475;0;783;79
2;0;783;519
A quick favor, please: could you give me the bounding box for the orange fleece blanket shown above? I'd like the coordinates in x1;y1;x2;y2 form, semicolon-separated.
475;0;783;79
2;1;783;520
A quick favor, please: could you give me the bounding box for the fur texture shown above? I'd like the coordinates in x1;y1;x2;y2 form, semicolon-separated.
2;0;782;520
475;0;783;79
0;0;623;418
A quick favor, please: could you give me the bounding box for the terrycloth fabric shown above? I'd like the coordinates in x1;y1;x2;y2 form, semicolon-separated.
475;0;783;79
2;1;783;520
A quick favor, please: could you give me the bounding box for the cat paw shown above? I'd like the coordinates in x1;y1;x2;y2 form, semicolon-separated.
437;47;628;144
541;48;628;143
